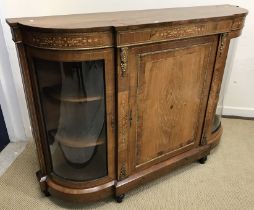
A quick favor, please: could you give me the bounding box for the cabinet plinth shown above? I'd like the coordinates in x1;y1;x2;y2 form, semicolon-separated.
7;5;247;203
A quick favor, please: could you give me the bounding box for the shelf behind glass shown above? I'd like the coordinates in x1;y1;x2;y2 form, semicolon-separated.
48;126;105;148
44;85;103;103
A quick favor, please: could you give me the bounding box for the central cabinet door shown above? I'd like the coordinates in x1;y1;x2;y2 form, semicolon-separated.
119;36;219;176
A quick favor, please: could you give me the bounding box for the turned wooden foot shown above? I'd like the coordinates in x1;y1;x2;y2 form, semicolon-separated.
43;190;51;197
198;156;207;164
115;194;125;203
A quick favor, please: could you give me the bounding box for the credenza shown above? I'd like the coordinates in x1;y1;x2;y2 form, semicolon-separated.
7;4;247;203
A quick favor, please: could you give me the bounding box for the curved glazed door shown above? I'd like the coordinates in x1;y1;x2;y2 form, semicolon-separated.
118;35;219;178
26;47;115;186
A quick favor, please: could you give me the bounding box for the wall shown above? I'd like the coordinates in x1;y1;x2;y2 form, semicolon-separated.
0;0;253;141
0;18;27;142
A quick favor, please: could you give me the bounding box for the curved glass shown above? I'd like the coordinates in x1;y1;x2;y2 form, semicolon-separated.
212;89;223;133
34;58;107;181
212;40;237;133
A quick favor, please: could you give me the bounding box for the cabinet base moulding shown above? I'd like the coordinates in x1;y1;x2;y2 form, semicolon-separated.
37;126;222;202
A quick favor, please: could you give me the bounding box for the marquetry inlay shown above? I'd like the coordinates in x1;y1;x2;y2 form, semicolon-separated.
231;17;245;30
119;162;127;180
21;31;113;49
118;91;129;180
117;19;233;46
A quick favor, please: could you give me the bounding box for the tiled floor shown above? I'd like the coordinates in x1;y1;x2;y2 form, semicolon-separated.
0;142;27;176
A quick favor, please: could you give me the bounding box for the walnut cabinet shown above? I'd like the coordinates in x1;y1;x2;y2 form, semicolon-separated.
7;5;247;203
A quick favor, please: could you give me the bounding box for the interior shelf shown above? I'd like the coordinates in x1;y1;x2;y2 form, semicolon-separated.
51;142;107;181
44;85;103;103
49;130;105;148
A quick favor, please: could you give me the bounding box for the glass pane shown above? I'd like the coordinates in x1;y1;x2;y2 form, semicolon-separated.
34;58;107;181
212;94;223;133
212;40;237;133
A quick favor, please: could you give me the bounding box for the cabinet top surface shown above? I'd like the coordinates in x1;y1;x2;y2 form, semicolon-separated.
7;5;247;30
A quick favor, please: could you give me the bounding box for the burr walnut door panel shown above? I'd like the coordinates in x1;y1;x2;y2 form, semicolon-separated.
124;36;219;174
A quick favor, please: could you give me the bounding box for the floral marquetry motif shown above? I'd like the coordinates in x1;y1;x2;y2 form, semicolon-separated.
119;162;127;180
150;24;208;40
117;19;235;46
22;31;113;49
231;17;246;30
118;91;129;180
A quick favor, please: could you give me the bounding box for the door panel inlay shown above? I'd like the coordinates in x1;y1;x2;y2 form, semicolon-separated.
135;44;212;166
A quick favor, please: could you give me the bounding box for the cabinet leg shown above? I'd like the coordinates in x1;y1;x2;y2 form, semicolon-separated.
43;190;51;197
115;194;125;203
198;156;207;164
36;170;50;197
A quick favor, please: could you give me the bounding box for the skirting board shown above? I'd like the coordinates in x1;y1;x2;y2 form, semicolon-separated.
222;106;254;118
